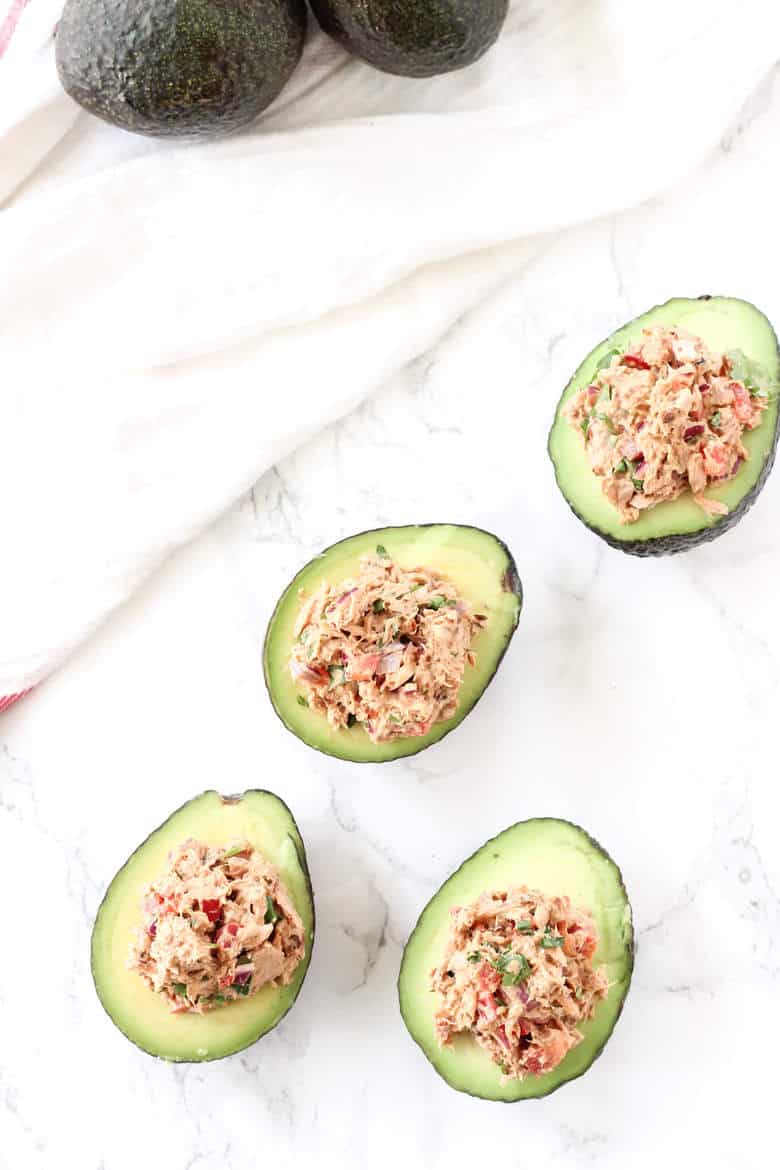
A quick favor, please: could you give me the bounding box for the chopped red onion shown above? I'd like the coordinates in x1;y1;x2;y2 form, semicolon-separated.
378;649;403;675
290;660;326;686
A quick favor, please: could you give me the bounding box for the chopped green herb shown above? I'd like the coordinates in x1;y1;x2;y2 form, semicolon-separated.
580;415;591;436
328;664;346;688
222;845;246;859
614;458;628;474
388;714;402;724
489;949;531;985
409;583;424;592
631;478;644;493
264;895;280;925
595;347;621;372
425;596;450;610
347;713;357;728
497;1061;508;1075
727;349;772;399
710;411;722;429
296;695;308;708
540;927;565;950
513;919;535;934
232;981;251;997
575;987;585;1001
172;983;187;997
503;957;531;986
214;994;227;1004
376;544;389;558
373;598;386;613
466;951;481;963
505;957;531;984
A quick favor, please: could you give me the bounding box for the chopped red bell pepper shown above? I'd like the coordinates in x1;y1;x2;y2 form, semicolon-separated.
202;898;222;923
621;353;650;370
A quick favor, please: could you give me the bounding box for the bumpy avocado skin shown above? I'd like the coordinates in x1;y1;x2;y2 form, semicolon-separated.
548;296;780;557
55;0;307;137
310;0;509;77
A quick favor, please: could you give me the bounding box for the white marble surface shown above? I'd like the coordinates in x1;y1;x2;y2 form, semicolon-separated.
3;62;780;1170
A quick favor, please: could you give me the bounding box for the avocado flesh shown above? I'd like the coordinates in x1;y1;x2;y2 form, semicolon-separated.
398;818;634;1101
548;296;780;556
91;790;314;1061
263;524;522;764
310;0;508;78
55;0;307;138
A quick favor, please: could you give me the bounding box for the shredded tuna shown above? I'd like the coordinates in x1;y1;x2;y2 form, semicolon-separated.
565;327;768;523
431;887;609;1081
289;553;486;744
128;839;305;1013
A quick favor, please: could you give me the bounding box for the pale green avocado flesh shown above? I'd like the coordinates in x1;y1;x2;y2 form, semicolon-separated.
91;790;314;1061
548;296;780;555
263;525;522;763
398;818;634;1101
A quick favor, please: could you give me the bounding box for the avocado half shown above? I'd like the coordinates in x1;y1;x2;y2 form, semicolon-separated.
399;818;634;1101
55;0;307;138
309;0;509;78
548;296;780;557
91;790;314;1061
263;524;522;764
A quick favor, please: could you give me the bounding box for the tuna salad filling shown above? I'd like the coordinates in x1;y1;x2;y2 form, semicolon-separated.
128;839;305;1013
431;887;608;1081
289;551;486;744
565;326;769;523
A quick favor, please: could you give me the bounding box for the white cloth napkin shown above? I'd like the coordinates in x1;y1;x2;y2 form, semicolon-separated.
1;0;778;701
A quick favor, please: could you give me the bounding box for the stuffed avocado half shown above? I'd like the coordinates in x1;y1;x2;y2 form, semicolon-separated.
398;818;633;1101
548;296;780;556
91;790;314;1062
263;524;521;764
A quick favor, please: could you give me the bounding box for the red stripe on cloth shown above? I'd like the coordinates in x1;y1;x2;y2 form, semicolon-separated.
0;688;33;712
0;0;30;59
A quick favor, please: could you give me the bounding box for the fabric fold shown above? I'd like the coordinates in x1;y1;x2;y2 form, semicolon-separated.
1;0;778;702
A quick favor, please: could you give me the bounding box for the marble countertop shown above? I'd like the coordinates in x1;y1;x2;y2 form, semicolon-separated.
3;62;780;1170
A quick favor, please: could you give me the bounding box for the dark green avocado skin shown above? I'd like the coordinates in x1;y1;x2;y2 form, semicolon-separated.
55;0;307;138
549;296;780;557
564;452;779;558
310;0;508;78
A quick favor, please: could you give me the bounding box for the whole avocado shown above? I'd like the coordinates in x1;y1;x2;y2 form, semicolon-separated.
55;0;307;138
310;0;509;78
